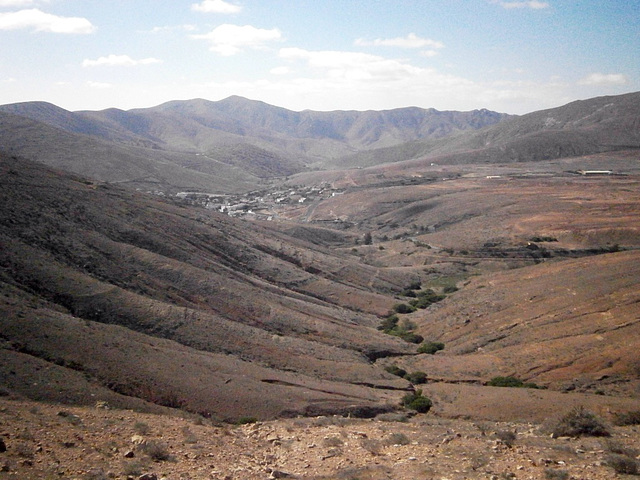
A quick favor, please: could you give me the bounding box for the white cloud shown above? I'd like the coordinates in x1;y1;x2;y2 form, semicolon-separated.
187;47;598;115
270;66;291;75
0;8;95;33
82;54;162;67
149;24;197;34
578;73;628;86
0;0;34;6
420;50;440;58
355;33;444;50
191;0;241;14
279;48;422;82
497;1;550;9
86;81;112;89
192;24;281;56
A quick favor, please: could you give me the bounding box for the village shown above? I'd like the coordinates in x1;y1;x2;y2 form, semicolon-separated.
175;182;346;221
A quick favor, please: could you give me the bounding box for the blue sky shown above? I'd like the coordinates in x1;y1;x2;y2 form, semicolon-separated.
0;0;638;114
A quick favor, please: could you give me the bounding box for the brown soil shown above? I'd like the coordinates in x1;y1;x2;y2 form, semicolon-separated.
1;397;639;480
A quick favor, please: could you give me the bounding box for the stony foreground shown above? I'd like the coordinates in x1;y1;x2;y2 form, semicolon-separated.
1;398;639;479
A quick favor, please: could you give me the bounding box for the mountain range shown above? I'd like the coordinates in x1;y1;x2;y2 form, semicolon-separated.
1;91;639;422
0;96;509;193
2;92;639;195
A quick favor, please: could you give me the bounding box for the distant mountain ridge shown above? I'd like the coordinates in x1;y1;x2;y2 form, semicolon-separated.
1;95;511;153
0;96;510;192
1;92;638;193
342;91;640;168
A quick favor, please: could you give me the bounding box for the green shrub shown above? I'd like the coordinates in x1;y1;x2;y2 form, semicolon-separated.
487;376;524;387
487;376;541;389
410;289;446;309
401;389;432;413
378;314;399;331
396;331;424;344
525;382;542;389
552;406;611;438
379;315;423;344
385;365;407;378
398;318;416;331
417;342;444;355
404;371;428;384
393;303;415;314
443;285;459;294
235;416;258;425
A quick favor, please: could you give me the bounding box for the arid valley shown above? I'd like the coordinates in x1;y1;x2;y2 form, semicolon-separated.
1;92;639;479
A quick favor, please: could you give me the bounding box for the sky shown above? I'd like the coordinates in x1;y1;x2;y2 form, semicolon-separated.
0;0;638;114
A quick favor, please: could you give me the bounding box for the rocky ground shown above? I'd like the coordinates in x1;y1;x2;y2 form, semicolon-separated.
1;397;638;480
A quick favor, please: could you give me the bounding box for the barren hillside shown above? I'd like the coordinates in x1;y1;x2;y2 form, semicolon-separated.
0;154;420;420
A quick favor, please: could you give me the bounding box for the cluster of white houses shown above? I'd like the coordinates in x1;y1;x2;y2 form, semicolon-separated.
176;183;344;219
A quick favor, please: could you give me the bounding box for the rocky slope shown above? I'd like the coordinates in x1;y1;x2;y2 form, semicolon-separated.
0;153;417;420
0;397;638;479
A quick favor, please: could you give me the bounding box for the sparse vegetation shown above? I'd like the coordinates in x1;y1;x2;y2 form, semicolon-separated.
359;437;382;455
417;341;444;355
322;436;345;448
392;303;415;314
385;365;407;378
385;432;411;446
612;410;640;426
606;454;639;475
544;469;569;480
551;406;611;438
235;416;258;425
134;421;151;435
378;315;423;344
386;366;428;387
122;460;147;477
495;429;517;447
378;314;399;332
375;412;409;422
404;371;428;384
140;440;171;462
530;235;558;243
409;288;446;309
487;376;540;389
401;389;432;413
603;438;639;457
